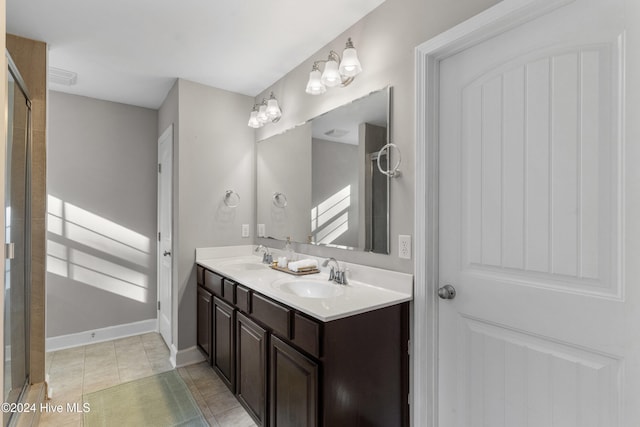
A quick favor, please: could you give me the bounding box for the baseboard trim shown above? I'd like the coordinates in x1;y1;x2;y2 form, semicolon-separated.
171;344;206;368
46;319;158;352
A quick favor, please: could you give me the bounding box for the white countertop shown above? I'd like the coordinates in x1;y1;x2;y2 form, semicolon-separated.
195;246;413;322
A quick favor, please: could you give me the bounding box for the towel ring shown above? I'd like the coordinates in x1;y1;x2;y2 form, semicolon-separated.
223;190;240;208
377;143;402;178
272;192;288;208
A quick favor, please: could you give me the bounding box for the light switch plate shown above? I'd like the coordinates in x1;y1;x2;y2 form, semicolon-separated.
241;224;250;238
258;224;266;237
399;235;411;259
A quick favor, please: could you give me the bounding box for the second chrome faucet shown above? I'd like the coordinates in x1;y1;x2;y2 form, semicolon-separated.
322;257;348;285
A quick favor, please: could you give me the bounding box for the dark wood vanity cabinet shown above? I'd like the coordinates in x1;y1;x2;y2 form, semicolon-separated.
236;312;268;426
196;286;212;363
321;302;409;427
213;296;236;392
197;264;409;427
270;336;318;427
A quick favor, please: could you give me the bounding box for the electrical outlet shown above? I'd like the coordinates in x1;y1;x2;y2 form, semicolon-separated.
241;224;250;238
399;235;411;259
258;224;266;237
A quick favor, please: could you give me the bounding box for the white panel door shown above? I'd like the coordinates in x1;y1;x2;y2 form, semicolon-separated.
438;0;638;425
157;125;173;348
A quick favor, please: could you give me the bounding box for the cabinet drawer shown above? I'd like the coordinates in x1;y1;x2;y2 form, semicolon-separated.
251;294;291;339
197;265;204;286
223;279;236;305
236;285;251;313
204;270;223;296
291;313;321;358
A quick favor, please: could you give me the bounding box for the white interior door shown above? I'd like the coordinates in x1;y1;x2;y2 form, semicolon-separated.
157;125;173;348
437;0;639;425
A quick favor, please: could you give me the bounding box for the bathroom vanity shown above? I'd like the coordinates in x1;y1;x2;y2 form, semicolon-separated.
196;247;412;427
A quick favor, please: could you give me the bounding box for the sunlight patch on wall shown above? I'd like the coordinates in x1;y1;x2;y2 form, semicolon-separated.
47;241;148;303
47;240;69;278
70;264;147;302
47;195;151;267
315;212;349;244
311;185;351;244
46;195;150;303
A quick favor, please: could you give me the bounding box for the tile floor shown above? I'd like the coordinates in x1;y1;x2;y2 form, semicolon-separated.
39;333;256;427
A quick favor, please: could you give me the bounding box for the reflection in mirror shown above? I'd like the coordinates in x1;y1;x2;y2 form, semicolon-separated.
256;87;390;254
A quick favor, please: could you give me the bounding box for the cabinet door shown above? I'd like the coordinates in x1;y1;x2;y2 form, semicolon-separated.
236;312;268;426
270;336;318;427
213;296;236;392
197;286;212;363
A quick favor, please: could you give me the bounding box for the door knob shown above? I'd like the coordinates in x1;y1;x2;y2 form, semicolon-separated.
163;251;171;257
438;284;456;300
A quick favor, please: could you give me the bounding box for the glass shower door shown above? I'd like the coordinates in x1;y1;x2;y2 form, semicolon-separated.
4;55;31;426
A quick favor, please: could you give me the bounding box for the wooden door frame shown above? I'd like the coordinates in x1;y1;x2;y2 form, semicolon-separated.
413;0;573;424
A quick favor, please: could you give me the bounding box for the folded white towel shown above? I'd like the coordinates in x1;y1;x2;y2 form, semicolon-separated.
287;259;319;272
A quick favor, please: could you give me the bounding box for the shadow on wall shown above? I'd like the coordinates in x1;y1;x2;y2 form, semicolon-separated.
46;194;151;303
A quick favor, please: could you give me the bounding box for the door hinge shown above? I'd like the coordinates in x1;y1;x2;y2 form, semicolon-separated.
157;301;161;311
158;232;161;241
158;163;162;173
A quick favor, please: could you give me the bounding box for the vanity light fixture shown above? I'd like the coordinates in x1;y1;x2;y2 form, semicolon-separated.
248;92;282;128
305;38;362;95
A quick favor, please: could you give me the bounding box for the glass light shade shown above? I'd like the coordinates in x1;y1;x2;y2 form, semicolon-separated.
266;98;281;120
321;59;341;87
248;110;262;128
305;69;326;95
339;47;362;77
257;104;268;123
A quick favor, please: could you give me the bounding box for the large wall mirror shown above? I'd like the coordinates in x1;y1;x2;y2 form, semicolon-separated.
256;86;391;254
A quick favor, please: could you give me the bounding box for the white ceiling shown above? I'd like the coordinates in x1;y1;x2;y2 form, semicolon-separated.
7;0;385;109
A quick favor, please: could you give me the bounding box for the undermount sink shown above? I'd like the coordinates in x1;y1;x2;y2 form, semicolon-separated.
273;279;344;299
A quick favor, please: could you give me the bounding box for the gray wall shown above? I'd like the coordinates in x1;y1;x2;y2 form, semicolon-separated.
47;91;158;337
256;123;312;243
159;79;255;351
255;0;499;273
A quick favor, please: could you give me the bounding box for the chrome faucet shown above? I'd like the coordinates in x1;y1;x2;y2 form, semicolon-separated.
254;245;272;264
322;257;348;285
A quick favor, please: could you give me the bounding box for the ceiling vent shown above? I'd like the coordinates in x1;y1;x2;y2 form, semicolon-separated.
324;129;349;138
49;67;78;86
